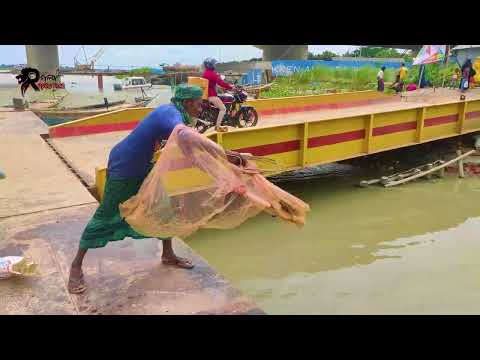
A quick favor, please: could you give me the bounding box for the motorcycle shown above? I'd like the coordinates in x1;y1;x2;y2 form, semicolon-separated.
194;85;258;134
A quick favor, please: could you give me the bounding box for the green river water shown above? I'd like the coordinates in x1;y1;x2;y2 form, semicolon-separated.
188;164;480;314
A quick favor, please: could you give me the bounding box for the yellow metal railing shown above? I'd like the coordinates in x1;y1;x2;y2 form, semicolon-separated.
94;98;480;201
49;90;390;138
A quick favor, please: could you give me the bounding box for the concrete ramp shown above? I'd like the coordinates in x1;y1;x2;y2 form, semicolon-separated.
47;131;129;187
0;204;263;315
0;134;95;218
0;109;264;315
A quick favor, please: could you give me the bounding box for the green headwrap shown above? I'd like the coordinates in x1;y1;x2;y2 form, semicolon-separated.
171;84;204;125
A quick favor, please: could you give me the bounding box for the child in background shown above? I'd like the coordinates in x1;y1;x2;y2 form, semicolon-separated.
397;63;408;92
450;68;460;89
391;74;402;94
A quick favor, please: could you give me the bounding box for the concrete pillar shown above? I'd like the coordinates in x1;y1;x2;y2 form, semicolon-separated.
258;45;308;61
25;45;60;75
97;74;104;92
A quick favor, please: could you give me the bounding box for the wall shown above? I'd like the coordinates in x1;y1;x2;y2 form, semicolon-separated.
272;60;411;77
215;61;272;74
214;61;272;86
240;69;264;86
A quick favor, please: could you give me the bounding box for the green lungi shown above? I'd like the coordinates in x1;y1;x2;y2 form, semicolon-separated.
79;175;164;250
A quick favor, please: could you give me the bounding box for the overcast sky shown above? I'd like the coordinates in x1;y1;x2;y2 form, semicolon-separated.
0;45;359;67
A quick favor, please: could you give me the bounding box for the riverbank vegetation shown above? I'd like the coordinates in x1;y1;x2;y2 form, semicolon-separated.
403;63;460;87
115;67;154;79
260;66;397;98
260;62;461;99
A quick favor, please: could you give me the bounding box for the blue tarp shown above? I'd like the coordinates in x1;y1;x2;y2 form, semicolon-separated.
240;69;263;85
272;60;412;77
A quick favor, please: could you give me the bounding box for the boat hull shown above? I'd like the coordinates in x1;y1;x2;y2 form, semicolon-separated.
32;102;147;126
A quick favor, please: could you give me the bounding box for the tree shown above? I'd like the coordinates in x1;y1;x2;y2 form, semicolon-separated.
344;47;403;58
308;51;338;60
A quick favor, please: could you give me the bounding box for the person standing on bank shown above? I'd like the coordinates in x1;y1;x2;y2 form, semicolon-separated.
391;63;408;94
398;63;408;92
377;66;386;92
450;68;460;89
68;84;247;294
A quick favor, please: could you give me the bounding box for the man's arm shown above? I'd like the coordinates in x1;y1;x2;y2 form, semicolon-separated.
177;126;246;167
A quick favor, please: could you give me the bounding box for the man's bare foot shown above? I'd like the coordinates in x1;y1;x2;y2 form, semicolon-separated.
161;255;194;269
68;266;87;294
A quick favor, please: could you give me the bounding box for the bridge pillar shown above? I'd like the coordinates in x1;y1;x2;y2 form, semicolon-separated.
25;45;60;74
255;45;308;61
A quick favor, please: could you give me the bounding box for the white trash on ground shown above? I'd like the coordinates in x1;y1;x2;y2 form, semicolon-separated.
0;256;38;279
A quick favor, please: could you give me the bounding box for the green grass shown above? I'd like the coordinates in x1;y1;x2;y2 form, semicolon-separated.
261;65;397;98
260;63;461;99
404;63;460;87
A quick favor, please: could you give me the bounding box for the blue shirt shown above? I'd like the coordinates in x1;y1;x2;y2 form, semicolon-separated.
108;104;183;179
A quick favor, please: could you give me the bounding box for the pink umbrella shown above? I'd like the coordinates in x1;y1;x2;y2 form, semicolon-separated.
413;45;447;65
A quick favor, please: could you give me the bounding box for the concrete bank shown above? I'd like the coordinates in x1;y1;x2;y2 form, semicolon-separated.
0;109;264;315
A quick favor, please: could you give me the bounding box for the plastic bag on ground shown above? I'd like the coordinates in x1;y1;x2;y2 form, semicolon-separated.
0;256;38;279
119;124;310;238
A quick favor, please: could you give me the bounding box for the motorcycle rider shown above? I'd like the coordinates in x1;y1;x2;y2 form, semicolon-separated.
202;58;235;132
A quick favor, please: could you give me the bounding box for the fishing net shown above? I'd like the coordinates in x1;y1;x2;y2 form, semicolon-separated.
119;124;310;238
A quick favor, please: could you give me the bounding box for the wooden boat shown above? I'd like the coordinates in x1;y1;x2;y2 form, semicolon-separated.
32;99;150;126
